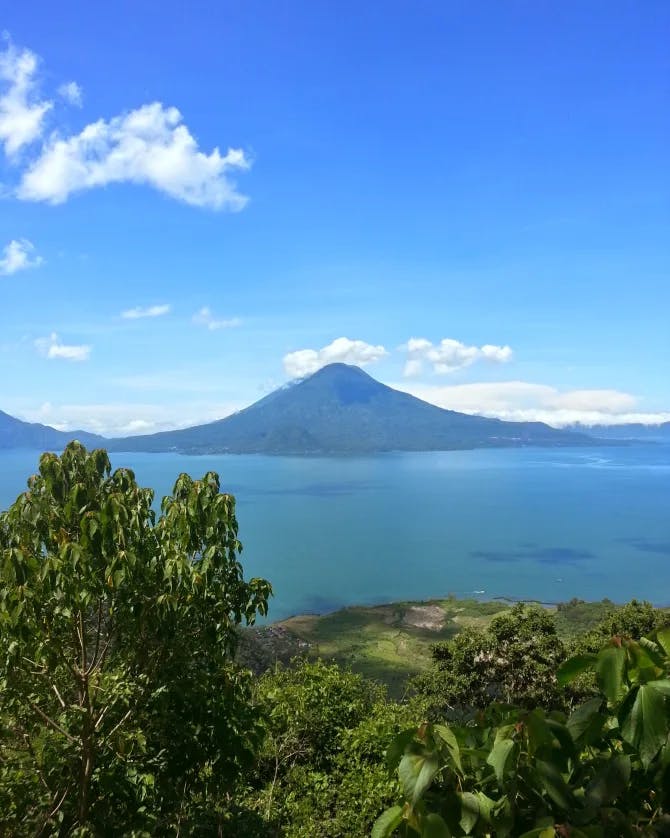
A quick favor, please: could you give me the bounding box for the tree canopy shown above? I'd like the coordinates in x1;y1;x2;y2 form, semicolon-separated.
0;442;271;834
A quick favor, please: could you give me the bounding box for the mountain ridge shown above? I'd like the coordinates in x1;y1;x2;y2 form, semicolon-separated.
0;410;104;451
3;364;636;454
105;363;596;454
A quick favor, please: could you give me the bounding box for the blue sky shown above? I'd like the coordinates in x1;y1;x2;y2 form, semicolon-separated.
1;1;668;435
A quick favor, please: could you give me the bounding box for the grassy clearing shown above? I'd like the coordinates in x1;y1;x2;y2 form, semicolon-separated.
253;597;510;697
242;596;646;697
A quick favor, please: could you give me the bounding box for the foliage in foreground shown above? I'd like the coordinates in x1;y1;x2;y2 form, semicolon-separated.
0;442;271;834
376;627;670;837
235;659;408;837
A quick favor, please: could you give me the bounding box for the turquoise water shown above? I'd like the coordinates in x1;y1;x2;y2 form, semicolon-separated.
1;445;669;620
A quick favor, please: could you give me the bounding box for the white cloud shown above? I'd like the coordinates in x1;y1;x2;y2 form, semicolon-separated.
57;80;82;107
394;380;670;427
283;337;388;378
0;238;43;275
35;332;91;362
192;307;241;330
121;303;171;319
18;102;250;208
19;399;241;437
403;337;513;376
0;42;51;156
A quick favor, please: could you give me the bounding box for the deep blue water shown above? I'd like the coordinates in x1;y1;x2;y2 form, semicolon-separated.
1;445;668;620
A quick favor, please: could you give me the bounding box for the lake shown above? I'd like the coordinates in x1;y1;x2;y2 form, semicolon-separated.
1;444;669;620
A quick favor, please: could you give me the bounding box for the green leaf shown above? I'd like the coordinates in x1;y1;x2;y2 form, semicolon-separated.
626;640;663;684
459;791;479;834
434;723;463;774
535;759;575;811
585;754;631;808
372;805;405;838
486;738;514;785
399;747;440;805
595;644;627;704
638;637;666;667
474;792;497;824
545;718;576;760
557;653;597;686
422;813;451;838
656;627;670;657
619;683;669;768
647;679;670;696
519;829;556;838
525;710;554;752
387;728;419;769
567;698;605;744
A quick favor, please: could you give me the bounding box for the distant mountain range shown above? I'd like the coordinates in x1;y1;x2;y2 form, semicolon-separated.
0;410;104;451
568;422;670;441
2;364;654;455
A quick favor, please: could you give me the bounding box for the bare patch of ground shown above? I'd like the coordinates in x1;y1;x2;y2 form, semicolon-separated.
400;605;446;631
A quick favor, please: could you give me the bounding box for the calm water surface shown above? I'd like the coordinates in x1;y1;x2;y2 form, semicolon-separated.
1;445;668;620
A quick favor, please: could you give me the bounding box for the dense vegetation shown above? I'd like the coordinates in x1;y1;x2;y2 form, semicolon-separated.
1;444;668;835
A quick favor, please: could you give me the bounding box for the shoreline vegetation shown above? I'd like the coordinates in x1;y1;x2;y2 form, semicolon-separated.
240;595;650;696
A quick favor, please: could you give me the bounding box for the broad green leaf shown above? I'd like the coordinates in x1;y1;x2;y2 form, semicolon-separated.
557;653;597;686
372;805;404;838
535;759;575;811
519;829;556;838
434;723;463;774
525;710;554;752
619;683;669;767
387;728;420;769
647;679;670;696
626;640;662;684
493;723;517;743
474;792;497;824
656;626;670;657
399;748;440;805
638;637;666;668
486;738;514;785
422;812;451;838
459;791;479;834
595;644;627;704
567;698;604;744
584;753;630;808
545;718;577;760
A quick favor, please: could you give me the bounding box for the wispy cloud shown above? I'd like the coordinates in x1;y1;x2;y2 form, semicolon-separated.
121;303;171;319
192;307;242;330
0;41;51;156
402;337;513;377
283;336;388;378
0;238;43;275
395;379;670;427
35;332;91;362
19;399;242;437
57;80;82;107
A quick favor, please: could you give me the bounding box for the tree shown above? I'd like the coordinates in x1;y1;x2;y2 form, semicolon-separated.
413;605;567;719
246;660;405;837
0;442;271;834
573;599;667;654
